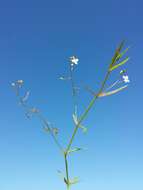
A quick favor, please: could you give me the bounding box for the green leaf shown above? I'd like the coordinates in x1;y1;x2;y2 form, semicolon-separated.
57;170;65;180
67;147;82;155
52;127;59;135
85;86;96;96
43;126;59;135
72;113;78;125
111;40;125;65
116;46;130;61
64;178;69;185
109;57;130;71
69;177;79;185
98;85;128;97
117;40;126;52
79;124;88;133
73;113;87;133
43;126;50;132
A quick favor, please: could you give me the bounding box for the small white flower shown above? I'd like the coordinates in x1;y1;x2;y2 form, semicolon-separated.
122;75;130;83
59;76;71;80
17;80;24;85
70;56;79;65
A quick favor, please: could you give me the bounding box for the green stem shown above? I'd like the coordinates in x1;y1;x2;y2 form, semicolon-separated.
64;153;69;182
18;98;64;153
69;65;78;115
63;70;110;190
38;114;64;153
64;153;70;190
66;70;110;152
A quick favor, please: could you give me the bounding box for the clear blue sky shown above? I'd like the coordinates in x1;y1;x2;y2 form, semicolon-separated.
0;0;142;190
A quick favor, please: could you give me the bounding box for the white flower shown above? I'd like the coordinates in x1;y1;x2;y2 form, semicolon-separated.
17;80;24;85
122;75;130;83
70;56;79;65
59;76;71;80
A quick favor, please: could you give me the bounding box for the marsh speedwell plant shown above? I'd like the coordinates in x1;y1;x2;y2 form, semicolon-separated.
12;41;130;190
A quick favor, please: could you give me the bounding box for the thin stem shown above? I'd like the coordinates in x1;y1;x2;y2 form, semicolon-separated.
69;65;78;115
17;96;64;153
64;152;71;190
38;114;64;153
67;185;70;190
105;79;120;91
66;70;111;152
64;154;69;182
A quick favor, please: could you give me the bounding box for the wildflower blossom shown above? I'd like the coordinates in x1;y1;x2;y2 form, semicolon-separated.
122;75;130;83
70;56;79;66
11;80;24;87
17;80;24;85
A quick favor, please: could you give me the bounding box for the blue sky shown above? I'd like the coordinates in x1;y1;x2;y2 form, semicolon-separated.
0;0;143;190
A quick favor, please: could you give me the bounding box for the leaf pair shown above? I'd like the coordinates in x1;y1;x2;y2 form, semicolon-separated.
58;171;79;186
43;126;59;135
67;147;82;155
72;113;87;133
64;177;79;185
98;85;128;97
86;84;128;98
109;41;130;72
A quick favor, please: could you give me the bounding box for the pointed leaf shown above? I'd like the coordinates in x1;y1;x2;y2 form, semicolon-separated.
69;177;79;185
43;126;50;133
64;178;69;185
72;113;78;125
73;113;87;133
79;124;88;133
57;170;65;180
109;57;130;71
111;40;125;65
117;40;125;52
116;46;130;61
98;85;128;97
85;86;96;96
67;147;82;155
22;91;30;102
52;127;59;135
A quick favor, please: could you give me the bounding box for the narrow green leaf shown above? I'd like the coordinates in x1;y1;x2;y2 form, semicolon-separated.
79;124;87;133
118;40;126;52
52;127;59;135
85;86;96;96
64;178;69;185
109;57;130;71
67;147;82;155
72;113;78;125
98;85;128;97
57;170;65;180
111;40;125;65
43;126;50;132
69;177;79;185
116;46;130;61
73;113;87;133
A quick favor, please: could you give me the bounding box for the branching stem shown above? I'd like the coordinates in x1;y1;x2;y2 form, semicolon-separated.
66;70;110;153
63;69;111;190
